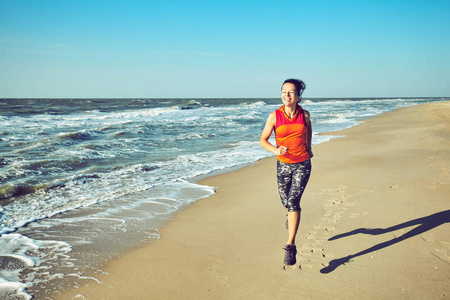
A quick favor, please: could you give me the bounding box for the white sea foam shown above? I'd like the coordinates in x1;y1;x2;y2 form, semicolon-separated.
0;281;32;300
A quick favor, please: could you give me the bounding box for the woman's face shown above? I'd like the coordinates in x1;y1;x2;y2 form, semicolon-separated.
281;83;299;108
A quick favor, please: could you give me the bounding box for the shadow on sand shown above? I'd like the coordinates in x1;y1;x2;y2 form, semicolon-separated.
320;210;450;274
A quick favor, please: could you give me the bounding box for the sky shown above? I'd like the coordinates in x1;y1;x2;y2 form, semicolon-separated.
0;0;449;98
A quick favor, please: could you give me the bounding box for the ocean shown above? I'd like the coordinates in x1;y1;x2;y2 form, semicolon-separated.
0;97;448;299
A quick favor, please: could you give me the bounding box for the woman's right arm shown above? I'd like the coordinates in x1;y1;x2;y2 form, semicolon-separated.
260;112;285;156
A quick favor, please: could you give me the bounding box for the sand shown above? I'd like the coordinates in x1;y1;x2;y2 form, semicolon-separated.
55;101;450;300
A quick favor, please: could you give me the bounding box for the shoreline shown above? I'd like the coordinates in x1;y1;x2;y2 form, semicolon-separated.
55;101;450;299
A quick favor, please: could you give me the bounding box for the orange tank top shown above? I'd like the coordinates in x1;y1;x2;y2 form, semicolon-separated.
275;105;310;164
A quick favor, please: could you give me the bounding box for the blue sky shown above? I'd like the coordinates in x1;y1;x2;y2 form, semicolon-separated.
1;0;449;98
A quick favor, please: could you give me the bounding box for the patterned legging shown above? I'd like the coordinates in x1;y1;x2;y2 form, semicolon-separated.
277;159;311;212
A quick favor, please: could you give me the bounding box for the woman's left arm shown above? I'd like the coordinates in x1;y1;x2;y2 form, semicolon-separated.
304;110;314;158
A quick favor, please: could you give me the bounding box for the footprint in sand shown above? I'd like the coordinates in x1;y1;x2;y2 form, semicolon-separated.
324;198;346;208
432;242;450;264
298;244;328;265
309;247;325;254
299;250;313;258
312;225;324;230
349;212;368;218
303;232;316;240
323;217;339;224
314;186;347;196
283;265;296;270
321;211;344;219
325;226;336;232
298;263;312;270
421;232;436;242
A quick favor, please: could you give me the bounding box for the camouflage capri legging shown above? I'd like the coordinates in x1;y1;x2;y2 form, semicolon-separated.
277;159;311;212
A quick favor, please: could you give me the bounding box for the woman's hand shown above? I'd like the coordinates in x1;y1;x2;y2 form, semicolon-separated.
277;146;289;156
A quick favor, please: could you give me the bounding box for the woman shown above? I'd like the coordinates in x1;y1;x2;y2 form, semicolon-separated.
260;78;313;265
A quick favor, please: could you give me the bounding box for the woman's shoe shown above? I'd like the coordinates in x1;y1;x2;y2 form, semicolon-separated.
283;244;297;265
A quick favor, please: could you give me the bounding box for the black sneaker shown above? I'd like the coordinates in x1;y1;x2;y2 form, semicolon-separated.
283;244;297;265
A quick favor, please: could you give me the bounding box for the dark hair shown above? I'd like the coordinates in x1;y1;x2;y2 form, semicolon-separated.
282;79;306;96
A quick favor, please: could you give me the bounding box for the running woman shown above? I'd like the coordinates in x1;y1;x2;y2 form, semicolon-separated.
260;78;313;265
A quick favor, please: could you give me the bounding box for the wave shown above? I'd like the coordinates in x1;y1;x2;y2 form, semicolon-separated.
0;174;101;201
315;113;356;124
240;101;267;107
0;233;71;300
301;100;315;105
179;100;211;110
175;133;218;141
57;130;100;141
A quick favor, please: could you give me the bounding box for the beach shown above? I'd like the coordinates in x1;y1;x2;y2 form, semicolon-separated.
52;101;450;299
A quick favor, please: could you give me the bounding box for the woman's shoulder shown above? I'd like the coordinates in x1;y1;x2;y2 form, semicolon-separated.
302;108;310;117
268;110;277;120
302;109;312;125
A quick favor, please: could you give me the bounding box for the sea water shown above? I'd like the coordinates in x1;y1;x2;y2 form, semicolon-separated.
0;97;447;299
